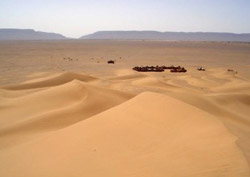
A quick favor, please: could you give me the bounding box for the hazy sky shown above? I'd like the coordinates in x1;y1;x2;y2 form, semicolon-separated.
0;0;250;38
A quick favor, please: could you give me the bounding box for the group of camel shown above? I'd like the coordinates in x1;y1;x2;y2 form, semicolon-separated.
63;57;78;61
197;67;206;71
133;65;187;73
228;69;238;74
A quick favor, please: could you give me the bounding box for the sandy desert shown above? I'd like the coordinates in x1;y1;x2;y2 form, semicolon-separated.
0;40;250;177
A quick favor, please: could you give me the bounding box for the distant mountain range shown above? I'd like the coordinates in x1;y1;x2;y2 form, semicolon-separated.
80;31;250;42
1;29;250;42
0;29;67;40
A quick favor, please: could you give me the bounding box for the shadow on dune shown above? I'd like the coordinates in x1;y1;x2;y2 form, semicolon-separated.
0;75;135;149
1;72;98;90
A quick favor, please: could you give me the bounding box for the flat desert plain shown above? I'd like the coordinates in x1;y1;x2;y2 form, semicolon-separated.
0;40;250;177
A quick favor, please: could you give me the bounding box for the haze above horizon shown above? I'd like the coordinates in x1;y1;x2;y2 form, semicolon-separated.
0;0;250;38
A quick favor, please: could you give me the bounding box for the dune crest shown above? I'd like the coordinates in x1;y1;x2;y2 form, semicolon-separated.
0;40;250;177
0;92;249;177
0;79;134;148
2;72;98;90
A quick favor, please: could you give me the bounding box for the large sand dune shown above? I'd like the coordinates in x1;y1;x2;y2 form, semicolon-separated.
0;92;249;177
0;40;250;176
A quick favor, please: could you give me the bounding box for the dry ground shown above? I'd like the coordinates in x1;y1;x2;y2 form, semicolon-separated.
0;40;250;177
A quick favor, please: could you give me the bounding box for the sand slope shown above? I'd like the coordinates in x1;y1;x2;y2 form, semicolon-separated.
0;92;249;177
0;41;250;177
0;74;134;149
2;72;98;90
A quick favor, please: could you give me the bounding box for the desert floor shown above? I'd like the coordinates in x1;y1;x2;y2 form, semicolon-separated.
0;40;250;177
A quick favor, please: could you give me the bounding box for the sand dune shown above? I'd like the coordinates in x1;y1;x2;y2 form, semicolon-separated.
211;93;250;116
2;72;97;90
0;92;249;177
132;76;178;90
0;41;250;177
0;79;134;149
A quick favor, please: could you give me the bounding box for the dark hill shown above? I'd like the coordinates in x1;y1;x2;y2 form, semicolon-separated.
0;29;67;40
80;31;250;42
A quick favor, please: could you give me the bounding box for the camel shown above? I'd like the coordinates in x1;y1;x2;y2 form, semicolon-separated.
197;67;206;71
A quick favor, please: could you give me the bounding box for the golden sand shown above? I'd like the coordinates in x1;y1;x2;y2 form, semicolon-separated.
0;40;250;176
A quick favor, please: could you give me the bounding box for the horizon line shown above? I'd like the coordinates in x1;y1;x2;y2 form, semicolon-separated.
1;28;250;38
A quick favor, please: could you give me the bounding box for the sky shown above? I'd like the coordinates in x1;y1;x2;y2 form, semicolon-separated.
0;0;250;38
